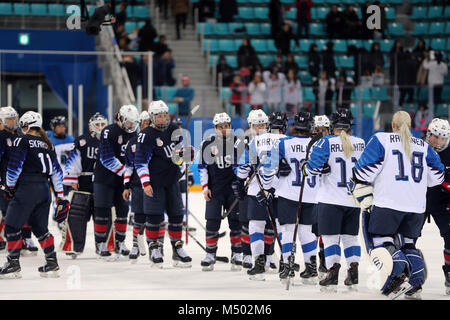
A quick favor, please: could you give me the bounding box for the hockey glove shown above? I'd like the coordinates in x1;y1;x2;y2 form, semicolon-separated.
1;185;15;200
320;163;331;176
278;158;292;177
231;178;246;200
55;199;70;223
256;188;275;206
347;178;373;210
172;146;196;166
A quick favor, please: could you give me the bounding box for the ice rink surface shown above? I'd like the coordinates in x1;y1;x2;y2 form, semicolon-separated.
0;192;449;301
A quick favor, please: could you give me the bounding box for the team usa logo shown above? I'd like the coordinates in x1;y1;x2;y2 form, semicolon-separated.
156;138;164;147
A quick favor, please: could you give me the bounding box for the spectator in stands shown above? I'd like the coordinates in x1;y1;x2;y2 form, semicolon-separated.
174;75;195;116
198;0;216;23
276;23;299;56
248;72;267;110
153;35;170;59
263;68;285;113
326;5;344;39
138;19;158;52
369;42;384;74
157;0;169;20
218;0;237;22
423;51;448;106
268;55;285;72
335;70;354;109
230;74;247;116
389;40;403;85
372;66;385;87
342;5;361;39
283;68;303;117
322;41;337;81
296;0;313;39
308;43;321;82
123;54;140;93
347;44;364;84
284;53;299;75
313;70;335;116
114;24;128;44
171;0;189;40
115;2;127;26
154;50;176;86
118;36;130;51
360;1;373;40
237;38;259;72
127;27;140;51
216;55;235;87
164;49;176;86
414;104;432;136
360;69;373;87
398;51;416;107
269;0;283;41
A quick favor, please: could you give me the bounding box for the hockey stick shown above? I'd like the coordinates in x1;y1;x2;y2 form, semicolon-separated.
222;169;257;220
184;105;200;245
285;132;323;290
187;231;229;263
188;209;227;238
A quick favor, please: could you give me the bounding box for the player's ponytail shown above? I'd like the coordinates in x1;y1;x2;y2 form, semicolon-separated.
31;127;53;150
334;128;354;158
392;111;412;159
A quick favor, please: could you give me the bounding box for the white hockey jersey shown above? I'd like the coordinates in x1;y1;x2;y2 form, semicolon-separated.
305;134;365;208
266;136;318;203
353;132;444;213
237;132;286;197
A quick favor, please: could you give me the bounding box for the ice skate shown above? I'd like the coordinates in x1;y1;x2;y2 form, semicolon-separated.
242;255;253;269
230;252;242;271
0;241;6;251
247;255;266;281
0;257;21;279
319;263;340;293
38;253;60;278
318;251;327;280
137;234;147;256
129;245;140;264
443;265;450;295
21;238;38;256
201;253;216;271
172;240;192;268
382;273;412;300
344;262;359;291
279;261;295;285
115;241;130;258
149;241;164;268
96;242;114;261
405;285;422;300
265;255;277;274
300;256;318;285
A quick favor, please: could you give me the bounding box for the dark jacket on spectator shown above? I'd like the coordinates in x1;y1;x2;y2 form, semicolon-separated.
269;0;283;38
296;0;313;22
326;10;343;38
216;58;235;86
398;51;417;86
322;44;337;79
138;20;158;52
198;0;216;22
153;41;169;58
237;43;258;69
308;46;321;80
219;0;237;22
276;27;298;56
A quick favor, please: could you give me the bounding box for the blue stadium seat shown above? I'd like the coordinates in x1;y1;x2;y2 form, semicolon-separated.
428;6;443;19
203;39;218;52
298;71;312;85
226;56;238;68
124;21;137;34
384;7;395;20
260;23;271;35
333;40;347;53
299;39;314;52
387;23;404;36
254;7;269;20
200;23;214;35
290;40;301;53
285;8;297;20
412;22;429;36
402;103;418;112
431;38;446;51
371;87;388;101
30;3;47;16
0;3;12;15
238;7;254;19
209;55;218;67
303;88;315;101
363;103;376;117
228;22;244;35
310;23;326;36
214;23;228;35
168;103;177;115
266;40;278;52
429;22;444;35
315;39;328;51
445;6;450;18
245;23;260;35
132;5;149;18
218;40;235;52
435;104;449;118
445;22;450;35
258;55;273;68
13;3;29;15
339;56;354;68
379;39;394;52
294;56;308;68
221;88;232;102
411;6;427;20
347;39;362;48
48;4;64;16
352;88;371;101
315;7;330;20
441;87;450;101
251;40;267;52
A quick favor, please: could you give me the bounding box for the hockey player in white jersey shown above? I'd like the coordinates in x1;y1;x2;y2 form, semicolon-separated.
233;110;286;280
350;111;445;299
264;111;321;284
302;108;365;292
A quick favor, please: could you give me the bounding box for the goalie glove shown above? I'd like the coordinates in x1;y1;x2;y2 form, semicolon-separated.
347;178;373;210
278;158;291;177
55;199;70;223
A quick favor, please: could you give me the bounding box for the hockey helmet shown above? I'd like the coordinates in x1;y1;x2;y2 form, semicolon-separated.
118;104;140;133
293;111;313;133
313;115;330;129
50;115;67;131
148;100;170;130
268;111;288;133
330;108;354;131
426;118;450;152
0;106;19;130
247;109;268;127
89;112;108;138
19;111;42;131
213;112;231;126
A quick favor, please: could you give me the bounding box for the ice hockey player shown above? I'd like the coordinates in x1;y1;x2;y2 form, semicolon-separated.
302;108;365;292
198;112;244;271
134;100;193;268
93;105;139;259
265;111;320;284
234;110;286;280
47;115;74;175
62;113;108;258
0;111;69;278
423;118;450;296
350;111;444;299
123;110;151;262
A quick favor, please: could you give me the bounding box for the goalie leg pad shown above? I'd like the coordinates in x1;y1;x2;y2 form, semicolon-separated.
401;244;426;289
63;192;93;253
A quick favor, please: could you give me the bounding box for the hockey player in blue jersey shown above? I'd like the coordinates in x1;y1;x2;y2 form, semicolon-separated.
0;111;68;278
47;116;75;173
93;105;139;259
198;112;244;271
123;110;151;262
134;100;192;268
350;110;445;299
424;118;450;295
302;108;365;292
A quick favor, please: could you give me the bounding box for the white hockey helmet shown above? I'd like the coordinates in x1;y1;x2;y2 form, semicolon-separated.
313;115;330;129
140;110;151;123
148;100;170;130
89;112;108;137
426;118;450;152
213;112;231;126
118;104;140;133
247;109;268;127
0;106;19;130
19;111;42;131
